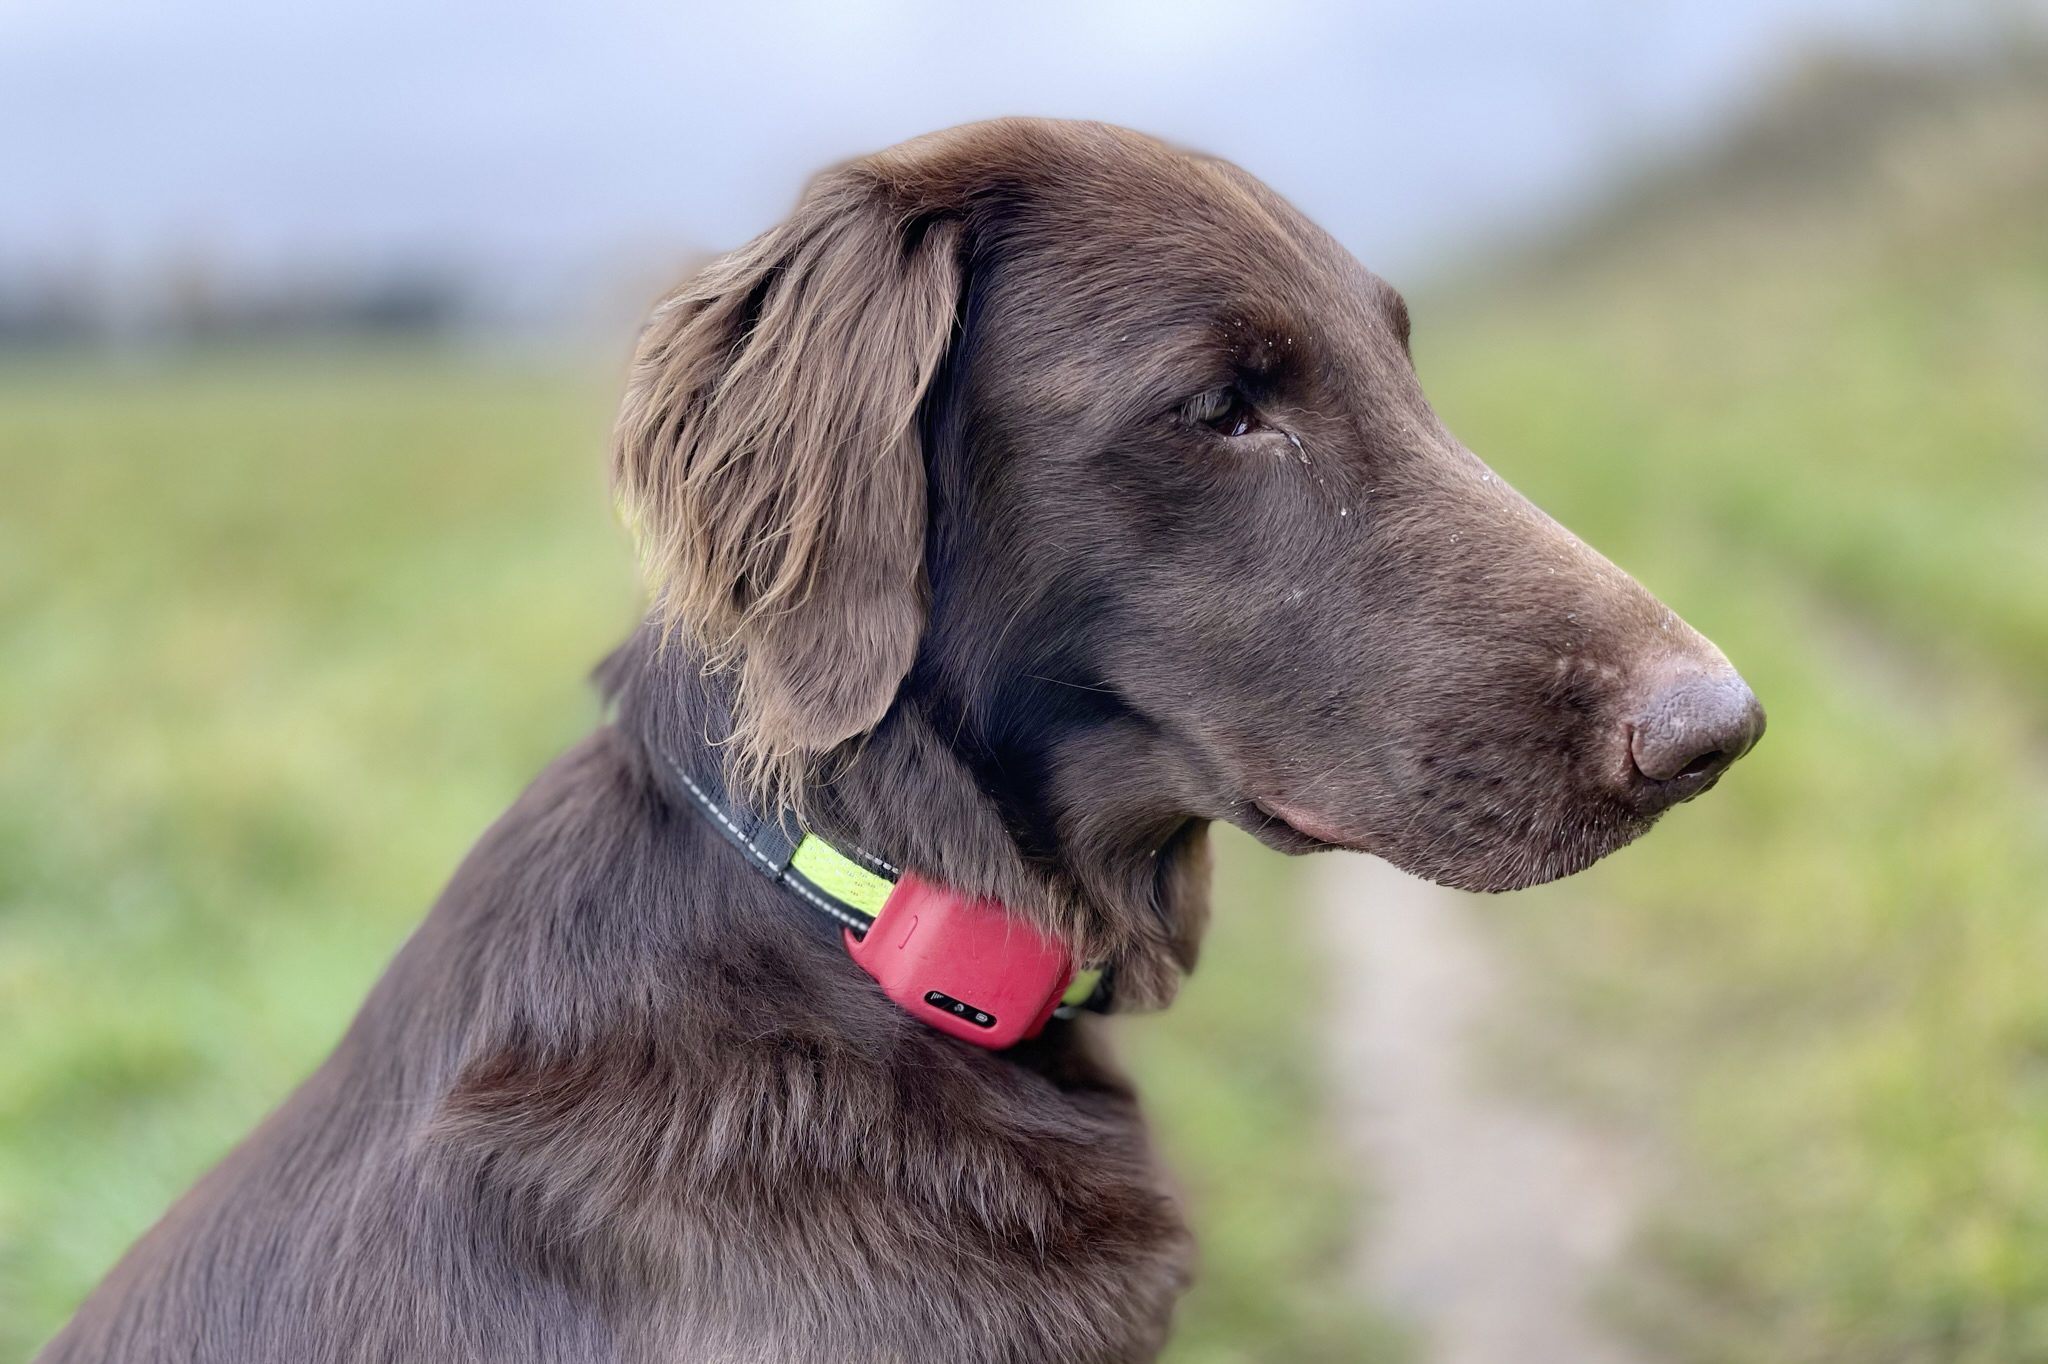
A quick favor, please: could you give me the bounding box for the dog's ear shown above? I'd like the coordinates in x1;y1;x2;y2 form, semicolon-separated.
613;169;962;806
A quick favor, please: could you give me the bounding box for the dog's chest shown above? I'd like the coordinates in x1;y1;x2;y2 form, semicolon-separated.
617;1063;1195;1364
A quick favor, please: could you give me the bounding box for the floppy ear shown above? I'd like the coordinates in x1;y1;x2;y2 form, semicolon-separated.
612;169;962;807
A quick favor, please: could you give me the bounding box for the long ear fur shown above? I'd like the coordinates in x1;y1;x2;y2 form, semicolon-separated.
613;170;962;808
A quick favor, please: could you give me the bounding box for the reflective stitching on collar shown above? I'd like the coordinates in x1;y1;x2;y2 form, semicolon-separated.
665;759;779;874
783;875;870;934
845;843;901;877
665;753;872;934
666;753;898;883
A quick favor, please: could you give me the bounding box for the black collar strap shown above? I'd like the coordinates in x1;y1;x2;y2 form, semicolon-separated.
658;750;1111;1018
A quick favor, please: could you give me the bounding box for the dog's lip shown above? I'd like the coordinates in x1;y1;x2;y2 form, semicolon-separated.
1245;796;1373;853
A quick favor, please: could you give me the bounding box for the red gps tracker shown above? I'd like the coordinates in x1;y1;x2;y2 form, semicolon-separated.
845;871;1076;1049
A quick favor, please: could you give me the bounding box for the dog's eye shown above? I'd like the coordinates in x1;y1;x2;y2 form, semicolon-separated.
1183;386;1259;438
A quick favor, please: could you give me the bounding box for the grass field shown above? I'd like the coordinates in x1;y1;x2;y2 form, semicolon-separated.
0;355;1388;1361
1418;56;2048;1364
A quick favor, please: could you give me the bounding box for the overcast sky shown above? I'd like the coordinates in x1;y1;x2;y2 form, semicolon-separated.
0;0;2011;305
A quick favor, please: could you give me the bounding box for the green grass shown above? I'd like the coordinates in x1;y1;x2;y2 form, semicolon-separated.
0;353;1387;1360
1416;60;2048;1364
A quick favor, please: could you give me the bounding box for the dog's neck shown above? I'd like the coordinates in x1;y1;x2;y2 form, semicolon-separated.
599;624;1209;1012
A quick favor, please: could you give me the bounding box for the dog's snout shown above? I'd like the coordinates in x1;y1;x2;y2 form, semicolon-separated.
1625;666;1765;804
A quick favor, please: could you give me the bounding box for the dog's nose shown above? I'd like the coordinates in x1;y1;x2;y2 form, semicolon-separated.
1626;667;1765;806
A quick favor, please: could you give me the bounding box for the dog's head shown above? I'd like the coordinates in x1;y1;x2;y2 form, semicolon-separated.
615;119;1762;894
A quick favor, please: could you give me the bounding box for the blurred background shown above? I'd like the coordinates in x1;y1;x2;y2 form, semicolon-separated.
4;1;2046;1360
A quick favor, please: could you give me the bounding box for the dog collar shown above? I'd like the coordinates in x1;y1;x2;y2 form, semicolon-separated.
660;753;1108;1048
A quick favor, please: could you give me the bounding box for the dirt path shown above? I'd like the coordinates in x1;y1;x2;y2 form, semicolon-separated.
1312;853;1653;1364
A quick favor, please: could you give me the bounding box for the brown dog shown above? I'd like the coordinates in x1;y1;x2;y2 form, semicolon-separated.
41;120;1762;1363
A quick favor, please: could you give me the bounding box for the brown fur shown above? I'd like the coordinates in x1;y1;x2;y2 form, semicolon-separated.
41;118;1760;1364
613;171;960;812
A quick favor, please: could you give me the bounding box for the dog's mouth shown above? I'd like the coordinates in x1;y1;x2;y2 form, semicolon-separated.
1239;788;1656;892
1240;797;1372;855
